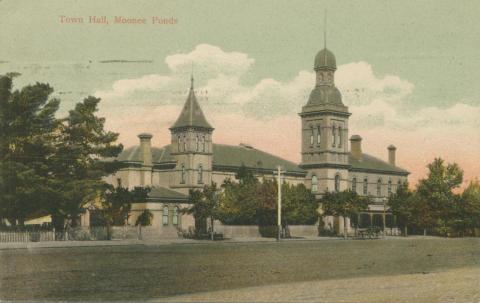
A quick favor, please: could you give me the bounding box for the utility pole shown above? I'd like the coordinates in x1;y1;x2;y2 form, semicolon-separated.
277;166;282;242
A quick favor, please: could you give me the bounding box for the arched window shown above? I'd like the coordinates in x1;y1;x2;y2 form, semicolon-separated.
178;135;182;151
195;135;199;151
317;126;321;144
162;206;169;225
332;125;336;147
173;206;179;225
363;178;368;195
310;127;314;146
201;135;206;152
388;180;392;196
183;135;187;151
352;177;357;193
181;164;186;184
334;174;341;192
338;126;342;148
377;179;382;197
311;175;318;192
198;164;203;184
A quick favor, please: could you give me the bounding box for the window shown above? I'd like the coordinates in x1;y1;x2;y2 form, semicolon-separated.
310;127;314;145
334;174;340;192
363;178;368;195
116;178;122;188
352;177;357;193
311;175;318;192
178;135;182;151
397;180;402;192
173;207;179;225
198;164;203;184
317;126;321;144
181;164;186;184
377;179;382;197
162;206;169;225
338;126;342;148
388;180;392;196
332;125;336;147
183;135;187;151
195;136;199;151
201;135;206;152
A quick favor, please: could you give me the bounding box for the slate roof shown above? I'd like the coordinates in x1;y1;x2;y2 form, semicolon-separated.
170;79;213;130
349;154;409;175
147;187;188;202
114;144;408;176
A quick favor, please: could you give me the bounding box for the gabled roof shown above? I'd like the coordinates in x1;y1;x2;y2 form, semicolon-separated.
349;154;409;176
170;78;213;130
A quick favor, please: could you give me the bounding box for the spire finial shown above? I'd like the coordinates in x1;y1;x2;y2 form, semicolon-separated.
190;62;194;89
324;9;327;49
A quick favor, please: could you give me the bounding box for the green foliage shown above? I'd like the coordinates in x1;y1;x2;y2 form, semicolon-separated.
185;183;219;236
321;190;370;219
100;185;150;227
0;75;60;226
0;75;124;229
218;167;319;227
135;209;153;226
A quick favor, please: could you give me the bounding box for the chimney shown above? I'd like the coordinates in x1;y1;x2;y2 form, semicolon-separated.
138;133;153;166
349;135;362;160
388;145;396;166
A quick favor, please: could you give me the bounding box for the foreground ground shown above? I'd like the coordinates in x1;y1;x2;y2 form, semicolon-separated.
0;237;479;302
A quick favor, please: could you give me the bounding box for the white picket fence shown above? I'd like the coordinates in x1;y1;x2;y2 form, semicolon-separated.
0;231;56;243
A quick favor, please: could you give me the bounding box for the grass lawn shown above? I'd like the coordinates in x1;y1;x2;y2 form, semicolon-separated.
0;238;479;301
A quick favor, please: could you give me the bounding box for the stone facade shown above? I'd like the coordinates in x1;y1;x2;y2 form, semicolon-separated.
87;45;409;238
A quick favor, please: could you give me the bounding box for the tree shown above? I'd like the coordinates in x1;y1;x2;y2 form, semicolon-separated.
452;181;480;236
282;183;318;226
185;183;219;237
218;171;259;225
321;190;370;238
100;185;149;239
135;209;153;227
416;158;463;236
48;96;123;230
388;181;415;236
0;75;60;227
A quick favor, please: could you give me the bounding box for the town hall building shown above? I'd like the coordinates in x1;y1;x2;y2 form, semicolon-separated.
93;45;409;237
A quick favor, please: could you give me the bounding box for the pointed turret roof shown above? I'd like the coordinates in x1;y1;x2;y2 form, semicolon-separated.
170;76;213;130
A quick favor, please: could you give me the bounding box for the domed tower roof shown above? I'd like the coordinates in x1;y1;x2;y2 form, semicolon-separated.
314;48;336;70
306;85;342;106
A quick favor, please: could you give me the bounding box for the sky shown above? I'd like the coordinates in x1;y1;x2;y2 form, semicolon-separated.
1;0;479;186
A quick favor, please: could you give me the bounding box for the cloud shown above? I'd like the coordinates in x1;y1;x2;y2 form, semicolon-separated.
95;44;480;186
